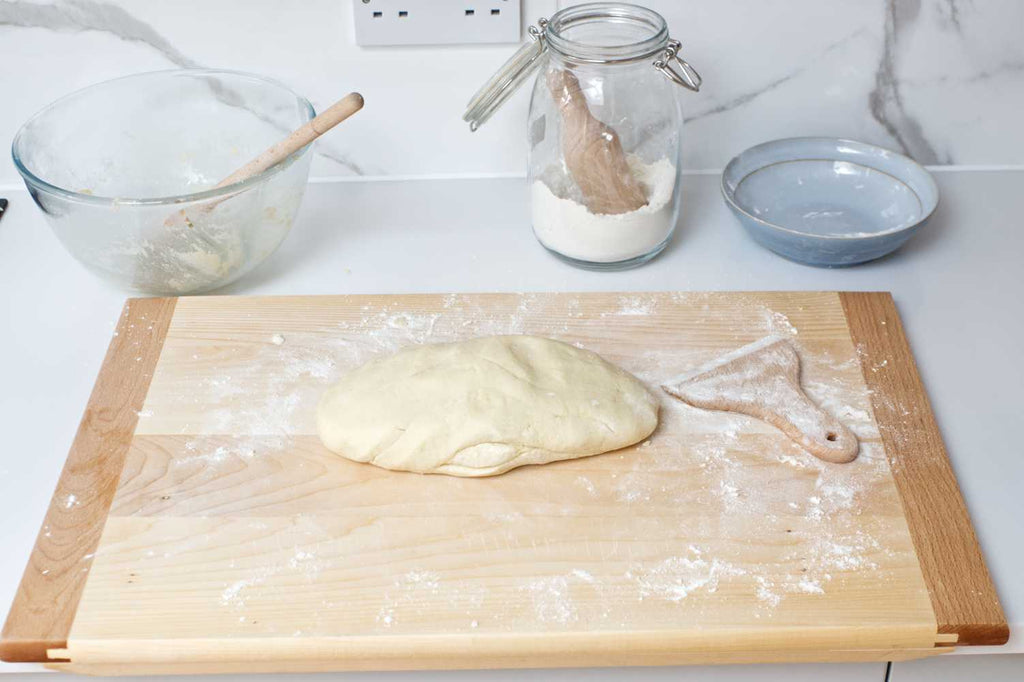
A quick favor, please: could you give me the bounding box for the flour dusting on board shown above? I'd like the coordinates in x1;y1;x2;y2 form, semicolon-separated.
375;569;487;630
521;576;579;625
143;292;907;632
600;296;892;616
613;294;657;317
174;436;289;467
169;340;343;436
628;550;744;602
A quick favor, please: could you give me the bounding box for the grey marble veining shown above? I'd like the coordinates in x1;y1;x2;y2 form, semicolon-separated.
0;0;199;67
637;0;1024;170
0;0;1021;183
0;0;366;176
683;28;870;126
869;0;945;164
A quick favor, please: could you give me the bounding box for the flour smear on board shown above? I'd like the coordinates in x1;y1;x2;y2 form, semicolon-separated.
139;291;901;629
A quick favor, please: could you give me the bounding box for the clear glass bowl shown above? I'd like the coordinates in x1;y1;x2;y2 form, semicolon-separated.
13;69;316;295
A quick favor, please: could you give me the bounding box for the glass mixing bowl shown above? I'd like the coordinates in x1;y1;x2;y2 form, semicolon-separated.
13;69;316;295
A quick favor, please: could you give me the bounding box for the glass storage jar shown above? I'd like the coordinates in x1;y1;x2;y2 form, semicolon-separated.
466;2;700;270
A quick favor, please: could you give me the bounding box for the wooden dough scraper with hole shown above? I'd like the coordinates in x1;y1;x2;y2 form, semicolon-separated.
662;336;859;463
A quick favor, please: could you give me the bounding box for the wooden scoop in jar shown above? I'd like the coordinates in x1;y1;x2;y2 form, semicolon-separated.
165;92;364;230
546;69;648;215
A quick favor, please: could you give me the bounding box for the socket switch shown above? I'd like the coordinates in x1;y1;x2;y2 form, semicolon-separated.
353;0;521;46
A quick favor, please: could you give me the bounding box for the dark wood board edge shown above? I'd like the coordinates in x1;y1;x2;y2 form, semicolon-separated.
0;297;178;663
839;292;1009;646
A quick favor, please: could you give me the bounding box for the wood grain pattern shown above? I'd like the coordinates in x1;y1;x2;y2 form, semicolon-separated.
46;647;946;677
47;630;947;674
840;292;1009;646
54;292;945;671
6;291;1001;673
0;297;177;663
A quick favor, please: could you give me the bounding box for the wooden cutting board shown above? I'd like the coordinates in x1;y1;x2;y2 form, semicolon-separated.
1;292;1007;675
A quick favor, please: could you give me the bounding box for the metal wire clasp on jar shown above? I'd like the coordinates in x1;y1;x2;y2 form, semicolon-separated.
465;2;701;270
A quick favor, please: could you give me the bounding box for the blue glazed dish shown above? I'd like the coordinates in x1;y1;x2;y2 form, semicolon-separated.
721;138;939;267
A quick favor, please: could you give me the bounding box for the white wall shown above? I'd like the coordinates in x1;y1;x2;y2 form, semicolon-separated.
1;0;1022;185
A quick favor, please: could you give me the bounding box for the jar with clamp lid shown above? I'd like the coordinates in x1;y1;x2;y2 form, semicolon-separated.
465;2;701;270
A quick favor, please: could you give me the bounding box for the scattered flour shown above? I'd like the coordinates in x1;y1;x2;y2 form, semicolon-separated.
182;294;895;629
574;476;597;496
196;340;341;435
614;294;657;317
485;511;525;523
221;577;263;607
761;307;799;337
796;576;826;594
521;575;578;625
373;569;486;630
755;576;782;607
571;569;596;583
628;550;745;602
173;435;286;468
376;606;395;627
286;549;327;582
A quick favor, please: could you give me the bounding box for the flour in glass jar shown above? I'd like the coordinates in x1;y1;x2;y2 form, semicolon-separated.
531;156;677;263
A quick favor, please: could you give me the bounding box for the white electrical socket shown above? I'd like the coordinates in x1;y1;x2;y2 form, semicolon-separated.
353;0;521;46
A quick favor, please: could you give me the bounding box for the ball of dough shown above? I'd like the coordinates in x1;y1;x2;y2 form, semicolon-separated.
316;335;659;477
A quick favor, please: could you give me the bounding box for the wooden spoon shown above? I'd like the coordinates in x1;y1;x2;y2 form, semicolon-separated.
166;92;364;229
546;69;647;215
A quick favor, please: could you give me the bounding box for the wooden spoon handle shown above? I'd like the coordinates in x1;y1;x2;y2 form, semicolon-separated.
165;92;364;229
215;92;364;190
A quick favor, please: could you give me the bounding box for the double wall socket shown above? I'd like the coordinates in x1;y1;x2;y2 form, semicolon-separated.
353;0;521;46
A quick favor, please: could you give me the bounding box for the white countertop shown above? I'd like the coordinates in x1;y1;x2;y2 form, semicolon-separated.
0;169;1021;675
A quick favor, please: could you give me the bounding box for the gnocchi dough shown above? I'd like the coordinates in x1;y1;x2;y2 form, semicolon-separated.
316;335;659;477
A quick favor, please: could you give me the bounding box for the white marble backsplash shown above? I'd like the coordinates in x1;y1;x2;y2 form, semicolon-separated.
1;0;1022;185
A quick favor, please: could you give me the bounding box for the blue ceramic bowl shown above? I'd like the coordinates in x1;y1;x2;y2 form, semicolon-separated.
721;138;939;267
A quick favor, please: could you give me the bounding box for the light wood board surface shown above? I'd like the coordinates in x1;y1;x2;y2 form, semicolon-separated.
0;297;176;664
1;291;1007;673
840;293;1007;645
